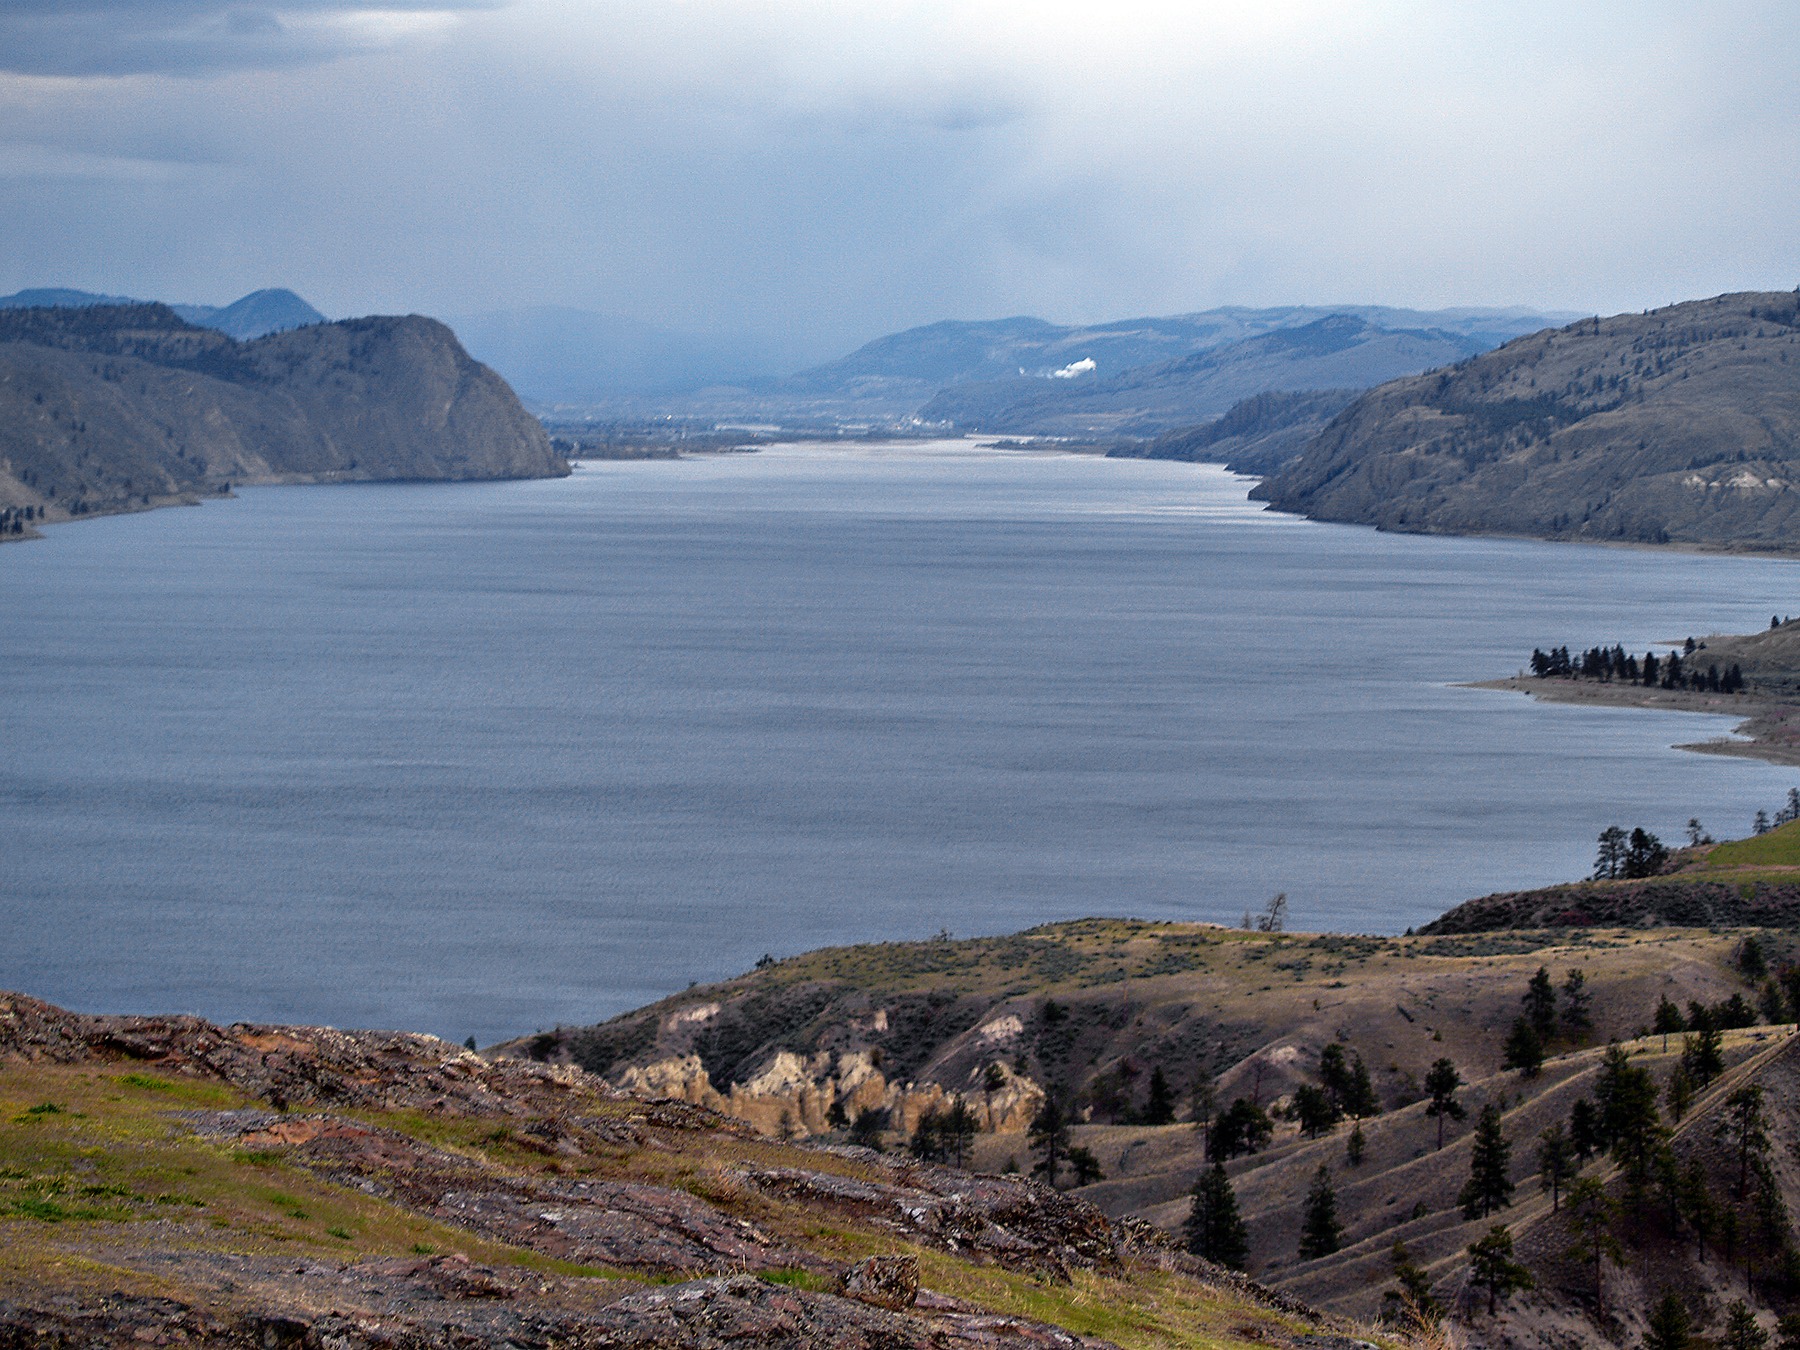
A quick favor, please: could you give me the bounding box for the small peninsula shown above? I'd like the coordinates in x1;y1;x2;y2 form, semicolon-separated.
1473;615;1800;766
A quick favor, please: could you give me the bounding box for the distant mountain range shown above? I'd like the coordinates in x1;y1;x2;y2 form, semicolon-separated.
1253;291;1800;551
0;302;563;536
914;314;1501;437
0;286;326;340
790;304;1574;413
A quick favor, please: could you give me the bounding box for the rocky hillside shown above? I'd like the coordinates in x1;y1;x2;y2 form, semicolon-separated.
0;992;1375;1350
918;315;1486;438
1253;290;1800;550
505;903;1800;1345
0;302;564;537
1108;389;1359;476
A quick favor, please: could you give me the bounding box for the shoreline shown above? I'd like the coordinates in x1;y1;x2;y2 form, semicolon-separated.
1465;674;1800;767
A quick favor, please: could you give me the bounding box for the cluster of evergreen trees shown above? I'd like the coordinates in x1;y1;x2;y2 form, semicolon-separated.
0;504;40;534
1529;642;1746;694
1501;965;1593;1075
1753;788;1800;835
1593;826;1670;879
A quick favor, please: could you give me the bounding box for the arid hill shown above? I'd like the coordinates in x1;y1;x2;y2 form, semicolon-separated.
0;991;1372;1349
1253;290;1800;550
0;302;565;537
506;906;1800;1346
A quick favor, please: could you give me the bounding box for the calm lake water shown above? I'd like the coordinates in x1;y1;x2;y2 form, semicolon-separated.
4;441;1798;1044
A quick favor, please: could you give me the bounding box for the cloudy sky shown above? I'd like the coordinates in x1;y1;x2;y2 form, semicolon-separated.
1;1;1796;363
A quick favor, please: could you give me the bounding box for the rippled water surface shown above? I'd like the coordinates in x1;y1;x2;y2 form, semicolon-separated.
5;441;1797;1042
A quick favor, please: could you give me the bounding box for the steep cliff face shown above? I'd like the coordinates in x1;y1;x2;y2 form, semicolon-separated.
0;303;565;534
1253;291;1800;550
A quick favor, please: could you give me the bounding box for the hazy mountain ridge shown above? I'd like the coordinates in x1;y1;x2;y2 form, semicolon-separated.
915;315;1490;437
1253;290;1800;550
0;302;564;534
0;285;326;339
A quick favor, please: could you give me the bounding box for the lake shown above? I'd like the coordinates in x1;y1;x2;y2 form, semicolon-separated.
3;440;1796;1045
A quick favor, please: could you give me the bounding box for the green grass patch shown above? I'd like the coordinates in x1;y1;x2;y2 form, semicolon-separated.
1706;818;1800;868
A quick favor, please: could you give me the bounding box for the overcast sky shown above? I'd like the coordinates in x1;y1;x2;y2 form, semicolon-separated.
1;1;1796;362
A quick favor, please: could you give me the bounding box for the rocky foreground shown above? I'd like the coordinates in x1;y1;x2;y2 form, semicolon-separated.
0;992;1379;1349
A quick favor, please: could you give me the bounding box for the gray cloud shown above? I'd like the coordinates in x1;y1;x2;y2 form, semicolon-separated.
0;1;500;77
0;1;1795;365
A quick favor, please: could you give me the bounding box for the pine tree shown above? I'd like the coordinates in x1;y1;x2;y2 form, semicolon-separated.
1183;1163;1250;1270
1723;1299;1770;1350
1562;968;1594;1035
1459;1104;1515;1219
1667;1063;1695;1123
1537;1122;1574;1213
1503;1017;1546;1076
943;1099;977;1168
1594;826;1628;879
1343;1051;1380;1118
1643;1290;1695;1350
1524;966;1559;1039
1424;1057;1465;1150
1347;1121;1367;1166
1298;1164;1343;1259
1717;1085;1771;1199
1566;1177;1624;1315
1380;1241;1442;1331
909;1105;946;1161
1654;996;1686;1050
1467;1224;1533;1316
1029;1095;1070;1187
1570;1097;1600;1160
1143;1067;1176;1126
1293;1084;1341;1137
1678;1157;1716;1263
1683;1008;1725;1085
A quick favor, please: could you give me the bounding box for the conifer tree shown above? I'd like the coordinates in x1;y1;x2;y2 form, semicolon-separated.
1143;1067;1176;1126
1537;1122;1574;1213
1380;1241;1442;1331
1298;1164;1343;1259
1654;996;1686;1050
1343;1051;1380;1118
1678;1157;1716;1263
1503;1017;1546;1076
1183;1163;1250;1270
1717;1084;1771;1198
1561;968;1594;1035
1569;1097;1600;1160
1723;1300;1770;1350
1029;1095;1070;1187
1347;1120;1366;1167
1566;1177;1624;1315
1524;966;1559;1039
1467;1224;1533;1316
1643;1290;1695;1350
1460;1104;1515;1219
1424;1058;1465;1150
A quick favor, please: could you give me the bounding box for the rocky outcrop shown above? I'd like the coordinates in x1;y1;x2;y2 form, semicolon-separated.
611;1047;1044;1139
0;302;565;535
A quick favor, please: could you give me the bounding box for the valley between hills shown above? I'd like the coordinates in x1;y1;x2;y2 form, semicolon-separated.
12;819;1800;1348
